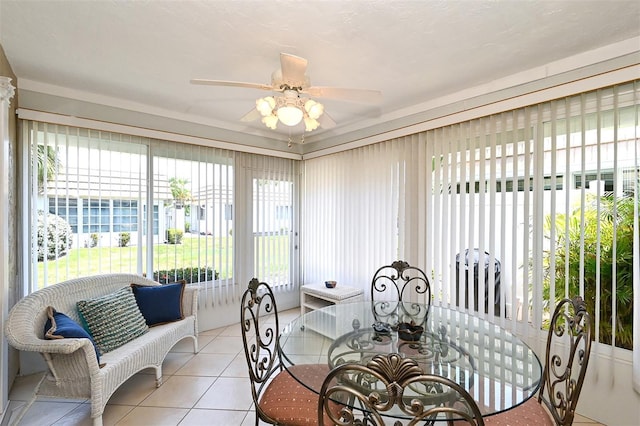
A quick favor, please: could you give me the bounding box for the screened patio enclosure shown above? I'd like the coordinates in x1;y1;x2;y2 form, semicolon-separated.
16;79;640;425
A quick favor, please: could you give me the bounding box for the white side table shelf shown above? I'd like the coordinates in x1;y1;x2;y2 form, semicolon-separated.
300;283;364;338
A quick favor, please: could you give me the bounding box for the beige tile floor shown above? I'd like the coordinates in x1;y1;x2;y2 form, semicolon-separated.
6;308;605;426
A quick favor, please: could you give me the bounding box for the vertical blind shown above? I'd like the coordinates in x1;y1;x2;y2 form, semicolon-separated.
22;121;299;309
302;81;639;366
236;152;299;290
23;122;149;292
150;140;235;308
23;123;240;293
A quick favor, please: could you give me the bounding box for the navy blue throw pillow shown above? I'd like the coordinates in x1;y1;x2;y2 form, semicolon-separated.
131;281;185;326
44;306;103;367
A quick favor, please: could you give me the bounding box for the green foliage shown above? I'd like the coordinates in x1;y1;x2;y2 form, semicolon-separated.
118;232;131;247
89;233;99;248
542;193;634;350
153;266;219;284
37;145;62;194
169;177;192;208
166;228;184;244
37;211;72;261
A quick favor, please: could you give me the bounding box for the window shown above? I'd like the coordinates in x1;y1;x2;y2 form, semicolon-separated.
24;124;149;290
456;175;564;193
48;198;79;232
252;177;294;285
152;142;235;283
574;171;615;191
622;167;638;196
82;199;110;233
276;205;290;221
24;124;299;295
113;200;138;232
303;81;639;355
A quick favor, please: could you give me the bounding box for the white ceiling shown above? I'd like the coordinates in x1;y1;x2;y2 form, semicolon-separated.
1;1;639;154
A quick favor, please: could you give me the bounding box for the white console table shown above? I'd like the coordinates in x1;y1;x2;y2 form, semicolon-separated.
300;283;364;316
299;283;364;338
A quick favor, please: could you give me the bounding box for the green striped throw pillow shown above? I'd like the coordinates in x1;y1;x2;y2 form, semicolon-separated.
77;286;148;353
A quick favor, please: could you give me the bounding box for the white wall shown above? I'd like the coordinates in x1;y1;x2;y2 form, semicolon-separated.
578;350;640;425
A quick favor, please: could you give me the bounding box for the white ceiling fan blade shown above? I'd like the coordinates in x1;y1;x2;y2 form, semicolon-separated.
304;86;382;104
280;53;308;86
240;107;261;122
190;79;273;91
318;112;336;129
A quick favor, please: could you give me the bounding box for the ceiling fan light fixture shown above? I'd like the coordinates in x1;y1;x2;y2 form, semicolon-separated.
304;99;324;120
256;96;276;116
304;116;319;132
262;114;278;129
277;105;304;126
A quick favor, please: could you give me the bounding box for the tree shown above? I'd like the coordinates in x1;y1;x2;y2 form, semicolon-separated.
37;145;62;194
169;177;192;209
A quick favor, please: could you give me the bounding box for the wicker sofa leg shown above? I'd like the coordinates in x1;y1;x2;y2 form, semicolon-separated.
7;373;46;426
155;366;163;387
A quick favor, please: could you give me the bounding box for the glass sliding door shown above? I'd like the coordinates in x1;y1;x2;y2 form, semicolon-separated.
236;152;299;288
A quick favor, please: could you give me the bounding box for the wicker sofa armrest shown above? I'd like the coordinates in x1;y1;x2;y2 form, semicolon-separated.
182;285;199;318
7;331;88;355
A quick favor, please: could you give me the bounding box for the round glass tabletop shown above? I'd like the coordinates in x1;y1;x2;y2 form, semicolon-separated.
279;301;542;419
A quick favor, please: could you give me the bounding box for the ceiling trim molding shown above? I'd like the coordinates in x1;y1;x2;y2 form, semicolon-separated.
12;38;639;160
301;37;640;146
16;77;287;141
302;64;640;160
16;108;303;161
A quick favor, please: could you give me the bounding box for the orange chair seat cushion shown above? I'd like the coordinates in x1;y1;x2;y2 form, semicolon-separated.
485;398;554;426
259;364;336;425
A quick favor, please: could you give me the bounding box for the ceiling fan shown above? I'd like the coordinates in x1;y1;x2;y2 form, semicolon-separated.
190;53;382;132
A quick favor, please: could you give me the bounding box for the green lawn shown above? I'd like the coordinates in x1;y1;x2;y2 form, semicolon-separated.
36;234;290;289
36;235;232;289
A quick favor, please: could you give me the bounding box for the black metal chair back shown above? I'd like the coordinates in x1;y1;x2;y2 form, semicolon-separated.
539;296;592;425
240;278;281;424
318;353;484;425
371;260;431;326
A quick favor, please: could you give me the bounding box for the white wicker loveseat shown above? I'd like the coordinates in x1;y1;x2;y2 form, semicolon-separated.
5;273;199;426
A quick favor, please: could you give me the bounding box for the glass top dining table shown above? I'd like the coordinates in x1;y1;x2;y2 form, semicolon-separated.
278;301;542;420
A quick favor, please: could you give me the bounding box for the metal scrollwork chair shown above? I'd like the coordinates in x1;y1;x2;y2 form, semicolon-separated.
485;296;592;426
241;278;334;425
371;260;432;326
318;353;484;426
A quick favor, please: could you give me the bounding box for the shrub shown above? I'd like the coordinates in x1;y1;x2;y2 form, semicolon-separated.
166;228;183;244
37;211;73;261
90;233;99;248
118;232;131;247
153;267;219;284
542;193;634;350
